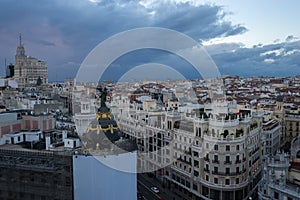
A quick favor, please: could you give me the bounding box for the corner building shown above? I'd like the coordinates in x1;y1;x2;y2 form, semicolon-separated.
14;35;48;89
115;99;263;200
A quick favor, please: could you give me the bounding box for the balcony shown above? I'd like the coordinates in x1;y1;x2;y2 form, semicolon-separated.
191;144;201;152
211;169;246;176
235;160;242;164
204;168;210;173
224;161;232;165
204;157;210;162
184;150;192;156
212;160;219;164
209;118;239;127
252;147;260;154
252;156;260;164
211;170;219;175
177;157;191;165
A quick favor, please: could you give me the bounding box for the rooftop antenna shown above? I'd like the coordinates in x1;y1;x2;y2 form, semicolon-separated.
4;58;7;77
19;33;22;46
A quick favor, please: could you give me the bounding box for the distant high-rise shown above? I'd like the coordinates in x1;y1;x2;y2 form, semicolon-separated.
13;34;48;88
6;64;14;78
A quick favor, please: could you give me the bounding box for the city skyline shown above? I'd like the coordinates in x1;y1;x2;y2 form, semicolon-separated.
1;66;300;199
0;0;299;81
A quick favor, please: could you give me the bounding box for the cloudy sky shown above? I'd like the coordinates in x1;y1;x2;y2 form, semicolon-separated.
0;0;299;81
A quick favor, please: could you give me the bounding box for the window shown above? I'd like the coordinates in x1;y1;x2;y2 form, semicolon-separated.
214;144;218;151
193;184;197;191
181;178;185;185
224;130;229;138
225;179;230;185
236;178;239;184
193;151;199;157
206;175;209;181
226;156;230;163
198;128;201;137
194;170;199;177
236;145;240;151
226;168;230;174
186;182;190;188
226;145;230;151
214;178;218;184
214;155;218;162
236;167;240;173
214;167;218;173
194;160;199;168
205;154;209;161
274;192;279;199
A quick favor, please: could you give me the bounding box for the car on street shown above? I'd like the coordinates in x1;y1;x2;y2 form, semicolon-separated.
151;186;159;193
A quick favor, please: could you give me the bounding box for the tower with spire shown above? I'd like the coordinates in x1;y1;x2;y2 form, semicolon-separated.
16;33;25;56
13;34;48;88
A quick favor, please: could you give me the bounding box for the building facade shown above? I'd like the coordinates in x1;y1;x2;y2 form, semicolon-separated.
258;152;300;200
113;97;263;200
284;109;300;144
0;111;55;138
262;119;281;155
14;35;48;88
0;145;74;200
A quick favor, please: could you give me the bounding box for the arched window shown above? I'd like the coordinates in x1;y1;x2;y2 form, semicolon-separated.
224;130;229;138
297;150;300;158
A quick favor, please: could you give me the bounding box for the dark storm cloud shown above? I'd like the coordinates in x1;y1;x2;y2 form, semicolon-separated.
0;0;246;81
205;42;244;55
210;40;300;77
153;3;247;40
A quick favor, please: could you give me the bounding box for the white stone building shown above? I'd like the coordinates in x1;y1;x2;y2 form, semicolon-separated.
258;152;300;200
113;97;263;200
262;119;281;155
13;35;48;88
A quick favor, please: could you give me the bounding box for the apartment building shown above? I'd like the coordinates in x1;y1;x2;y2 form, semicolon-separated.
262;119;281;155
113;95;263;200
